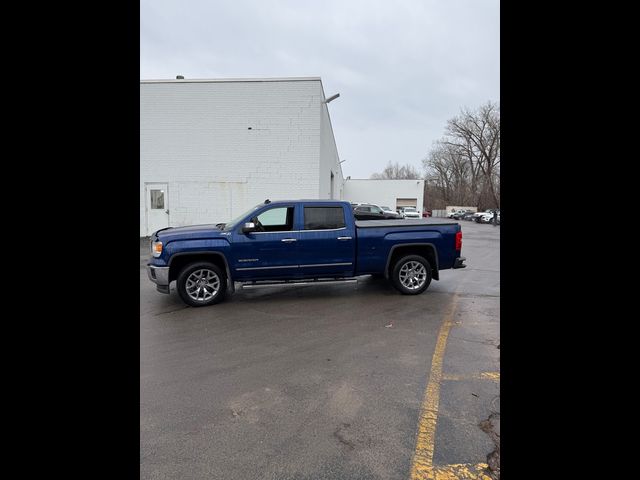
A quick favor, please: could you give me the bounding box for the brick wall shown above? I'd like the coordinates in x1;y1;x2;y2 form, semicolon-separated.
140;79;325;235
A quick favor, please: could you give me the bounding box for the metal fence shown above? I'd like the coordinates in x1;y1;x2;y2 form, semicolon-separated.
432;209;448;218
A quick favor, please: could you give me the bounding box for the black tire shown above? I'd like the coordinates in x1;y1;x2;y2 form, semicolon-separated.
176;261;227;307
391;255;432;295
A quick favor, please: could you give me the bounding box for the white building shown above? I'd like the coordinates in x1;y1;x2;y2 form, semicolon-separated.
140;77;344;236
343;179;425;214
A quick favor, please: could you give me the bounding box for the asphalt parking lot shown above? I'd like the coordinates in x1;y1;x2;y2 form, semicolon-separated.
140;220;500;480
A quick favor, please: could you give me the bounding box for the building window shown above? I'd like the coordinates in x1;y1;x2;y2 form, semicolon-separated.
150;190;165;209
304;207;346;230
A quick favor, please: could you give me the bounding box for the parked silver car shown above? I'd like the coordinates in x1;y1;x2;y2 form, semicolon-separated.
380;205;403;219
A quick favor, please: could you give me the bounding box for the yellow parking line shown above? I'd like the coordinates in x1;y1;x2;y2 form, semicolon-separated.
427;462;492;479
410;294;495;479
410;294;459;478
479;372;500;381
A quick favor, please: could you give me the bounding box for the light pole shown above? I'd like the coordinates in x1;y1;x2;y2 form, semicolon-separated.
324;93;340;104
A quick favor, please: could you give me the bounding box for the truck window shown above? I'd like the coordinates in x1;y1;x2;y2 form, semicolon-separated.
255;207;294;232
303;207;346;230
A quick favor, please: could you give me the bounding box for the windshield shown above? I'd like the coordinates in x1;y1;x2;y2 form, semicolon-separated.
404;207;416;212
381;206;390;210
223;204;262;231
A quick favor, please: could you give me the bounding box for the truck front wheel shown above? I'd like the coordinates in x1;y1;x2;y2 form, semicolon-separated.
391;255;432;295
177;262;227;307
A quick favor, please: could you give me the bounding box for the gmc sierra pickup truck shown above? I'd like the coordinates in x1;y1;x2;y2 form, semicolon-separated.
146;199;466;307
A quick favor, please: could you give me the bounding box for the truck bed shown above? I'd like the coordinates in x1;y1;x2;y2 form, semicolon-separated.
355;219;459;228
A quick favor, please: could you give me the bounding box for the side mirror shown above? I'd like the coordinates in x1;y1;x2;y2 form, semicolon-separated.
242;222;256;234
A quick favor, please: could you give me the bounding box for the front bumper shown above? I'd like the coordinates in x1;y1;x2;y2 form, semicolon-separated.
146;264;171;294
453;256;467;269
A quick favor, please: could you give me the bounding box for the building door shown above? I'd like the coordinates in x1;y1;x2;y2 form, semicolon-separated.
396;198;418;209
145;183;169;235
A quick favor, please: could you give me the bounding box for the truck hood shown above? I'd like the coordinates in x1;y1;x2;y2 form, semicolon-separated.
155;224;226;242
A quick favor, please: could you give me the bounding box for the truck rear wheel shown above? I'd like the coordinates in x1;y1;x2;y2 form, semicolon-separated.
391;255;432;295
177;262;227;307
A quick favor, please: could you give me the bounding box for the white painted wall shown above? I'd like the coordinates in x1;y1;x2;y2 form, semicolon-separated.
140;78;330;236
319;99;344;199
343;179;425;214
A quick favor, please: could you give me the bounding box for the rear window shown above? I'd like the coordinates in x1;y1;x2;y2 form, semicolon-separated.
304;207;346;230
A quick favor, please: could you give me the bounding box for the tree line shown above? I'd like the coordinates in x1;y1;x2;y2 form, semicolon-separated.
369;102;500;211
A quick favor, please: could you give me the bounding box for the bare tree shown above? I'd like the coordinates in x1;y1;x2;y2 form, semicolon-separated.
371;161;421;179
445;102;500;208
423;102;500;210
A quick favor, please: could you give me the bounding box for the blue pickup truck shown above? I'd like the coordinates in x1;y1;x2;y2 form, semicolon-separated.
146;199;466;307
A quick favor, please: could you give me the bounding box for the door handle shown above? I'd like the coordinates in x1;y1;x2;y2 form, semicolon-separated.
165;210;170;214
337;236;352;241
281;238;297;243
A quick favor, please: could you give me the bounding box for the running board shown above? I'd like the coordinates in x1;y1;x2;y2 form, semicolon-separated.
240;278;358;289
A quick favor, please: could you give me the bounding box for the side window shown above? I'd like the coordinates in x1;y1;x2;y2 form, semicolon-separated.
371;206;382;214
304;207;346;230
150;190;165;209
255;206;294;232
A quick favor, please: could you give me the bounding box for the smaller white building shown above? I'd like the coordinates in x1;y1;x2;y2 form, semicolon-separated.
343;179;425;214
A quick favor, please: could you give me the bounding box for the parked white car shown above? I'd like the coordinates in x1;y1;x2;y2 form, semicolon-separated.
479;210;500;224
402;206;421;218
447;209;466;218
472;211;492;222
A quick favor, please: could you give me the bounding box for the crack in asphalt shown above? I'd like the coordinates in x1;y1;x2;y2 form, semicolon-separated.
479;411;500;479
333;423;356;450
153;305;189;316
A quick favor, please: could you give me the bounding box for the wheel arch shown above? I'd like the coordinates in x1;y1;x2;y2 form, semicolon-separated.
384;243;439;281
168;251;234;292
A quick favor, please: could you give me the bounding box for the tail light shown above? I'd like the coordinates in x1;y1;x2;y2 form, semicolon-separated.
455;230;462;251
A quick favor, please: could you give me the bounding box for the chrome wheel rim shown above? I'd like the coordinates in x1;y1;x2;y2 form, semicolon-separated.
185;269;220;302
399;261;427;290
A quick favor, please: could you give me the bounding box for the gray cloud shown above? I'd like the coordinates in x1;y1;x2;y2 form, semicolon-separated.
141;0;499;178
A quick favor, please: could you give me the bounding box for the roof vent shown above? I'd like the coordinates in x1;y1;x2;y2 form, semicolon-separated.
176;75;184;79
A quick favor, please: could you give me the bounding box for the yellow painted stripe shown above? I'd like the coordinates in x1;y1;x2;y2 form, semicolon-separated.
441;372;500;382
410;294;459;478
479;371;500;381
427;462;492;480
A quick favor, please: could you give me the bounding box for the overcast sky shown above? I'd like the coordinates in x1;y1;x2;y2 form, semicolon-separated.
141;0;499;179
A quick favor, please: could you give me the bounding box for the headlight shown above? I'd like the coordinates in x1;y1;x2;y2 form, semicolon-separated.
151;241;163;257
